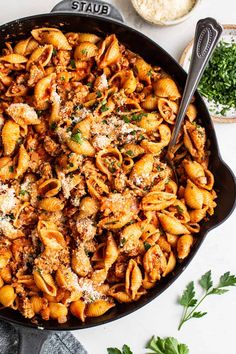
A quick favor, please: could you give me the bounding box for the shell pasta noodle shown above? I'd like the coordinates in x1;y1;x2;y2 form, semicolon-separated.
0;27;217;323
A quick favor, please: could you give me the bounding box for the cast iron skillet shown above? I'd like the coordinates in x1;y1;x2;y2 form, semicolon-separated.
0;1;235;352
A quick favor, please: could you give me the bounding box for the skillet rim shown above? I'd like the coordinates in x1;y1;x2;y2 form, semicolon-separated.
0;12;235;331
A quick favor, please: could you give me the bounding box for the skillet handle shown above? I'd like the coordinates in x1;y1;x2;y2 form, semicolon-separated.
15;325;51;354
51;0;124;22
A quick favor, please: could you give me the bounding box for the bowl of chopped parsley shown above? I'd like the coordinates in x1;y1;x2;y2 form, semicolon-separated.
180;25;236;122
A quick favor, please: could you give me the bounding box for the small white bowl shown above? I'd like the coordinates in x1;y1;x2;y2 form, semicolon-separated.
131;0;201;26
180;25;236;123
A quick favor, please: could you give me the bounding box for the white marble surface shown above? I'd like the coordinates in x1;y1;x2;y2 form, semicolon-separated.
1;1;236;353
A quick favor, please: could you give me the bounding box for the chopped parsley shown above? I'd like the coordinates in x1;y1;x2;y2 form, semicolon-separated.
71;129;83;144
87;82;92;87
52;48;57;56
81;48;88;55
102;119;108;124
100;105;109;112
199;41;236;113
9;166;14;173
144;241;151;251
96;90;102;98
120;237;126;247
36;110;43;116
122;116;130;123
147;69;153;77
7;213;15;220
126;150;134;156
131;112;147;122
19;190;27;196
50;122;57;130
176;205;184;214
70;59;76;69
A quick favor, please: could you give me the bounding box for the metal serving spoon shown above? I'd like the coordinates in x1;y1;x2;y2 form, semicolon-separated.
166;18;223;179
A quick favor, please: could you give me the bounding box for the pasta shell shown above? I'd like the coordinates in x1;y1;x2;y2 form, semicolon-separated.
70;300;86;321
67;138;95;157
26;44;53;70
186;103;197;122
2;120;20;155
157;98;178;124
34;73;56;110
0;54;27;63
154;77;181;100
33;271;57;296
184;179;204;209
141;94;158;111
125;259;142;299
15;145;30;178
74;42;98;60
96;34;120;68
104;233;119;269
14;37;39;56
109;70;137;94
0;249;12;269
143;244;167;281
157;212;190;235
85;300;115;317
49;302;68;323
0;72;12;86
6;103;40;127
189;207;208;223
77;196;99;219
130;153;154;181
138;113;163;132
96;147;122;181
162;252;176;277
39;229;66;250
141;191;176;211
0;157;14;181
177;234;194;259
134;57;152;84
0;285;16;307
71;247;91;277
30;296;43;314
38;178;61;197
78;32;100;44
38;197;64;211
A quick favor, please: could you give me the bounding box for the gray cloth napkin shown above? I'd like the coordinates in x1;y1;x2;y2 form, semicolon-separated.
0;320;88;354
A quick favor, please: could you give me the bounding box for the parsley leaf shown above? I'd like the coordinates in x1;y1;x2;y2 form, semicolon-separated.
146;336;189;354
199;270;213;291
144;241;151;251
178;271;236;330
107;349;122;354
100;105;109;112
126;150;134;156
70;59;76;69
71;130;83;144
179;281;197;308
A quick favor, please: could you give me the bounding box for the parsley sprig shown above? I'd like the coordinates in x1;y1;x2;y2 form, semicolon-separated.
146;336;189;354
178;271;236;330
107;336;189;354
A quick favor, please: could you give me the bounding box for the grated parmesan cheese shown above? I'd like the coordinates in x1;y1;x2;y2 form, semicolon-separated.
78;278;105;303
97;73;108;91
92;135;111;149
59;173;73;199
6;103;38;122
0;216;17;236
133;0;196;22
0;183;17;215
51;89;61;104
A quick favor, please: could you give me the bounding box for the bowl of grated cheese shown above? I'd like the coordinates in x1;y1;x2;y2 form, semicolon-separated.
131;0;201;25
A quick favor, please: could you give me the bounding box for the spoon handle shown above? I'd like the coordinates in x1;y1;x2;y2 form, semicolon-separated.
168;17;223;153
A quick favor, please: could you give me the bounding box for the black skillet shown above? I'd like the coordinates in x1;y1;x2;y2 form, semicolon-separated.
0;1;235;352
